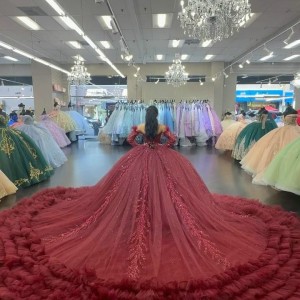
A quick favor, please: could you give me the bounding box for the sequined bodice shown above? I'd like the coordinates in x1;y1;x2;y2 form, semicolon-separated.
143;132;164;145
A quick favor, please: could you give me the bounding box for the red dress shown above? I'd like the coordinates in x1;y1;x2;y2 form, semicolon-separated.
0;126;299;299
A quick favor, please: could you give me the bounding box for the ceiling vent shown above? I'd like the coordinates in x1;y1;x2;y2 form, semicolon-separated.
17;6;48;16
184;39;200;45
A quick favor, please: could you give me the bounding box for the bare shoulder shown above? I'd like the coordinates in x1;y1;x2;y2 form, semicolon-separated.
158;124;167;133
137;123;145;133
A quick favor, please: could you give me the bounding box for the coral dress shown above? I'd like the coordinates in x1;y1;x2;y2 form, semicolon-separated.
0;126;299;299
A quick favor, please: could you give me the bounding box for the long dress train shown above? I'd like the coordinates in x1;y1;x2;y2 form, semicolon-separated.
0;126;299;299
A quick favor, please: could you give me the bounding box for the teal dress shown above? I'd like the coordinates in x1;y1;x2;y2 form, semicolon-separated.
0;116;53;187
232;113;277;160
262;137;300;195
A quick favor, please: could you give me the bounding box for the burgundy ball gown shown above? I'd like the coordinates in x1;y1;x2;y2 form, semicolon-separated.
0;126;299;299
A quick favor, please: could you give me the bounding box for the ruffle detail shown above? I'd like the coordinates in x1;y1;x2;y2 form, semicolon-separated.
0;189;299;299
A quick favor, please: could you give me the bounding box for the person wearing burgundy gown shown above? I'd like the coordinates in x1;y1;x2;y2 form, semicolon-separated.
0;105;299;299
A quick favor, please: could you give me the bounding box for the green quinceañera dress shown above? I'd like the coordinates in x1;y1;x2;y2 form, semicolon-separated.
232;111;277;160
261;136;300;195
0;115;53;187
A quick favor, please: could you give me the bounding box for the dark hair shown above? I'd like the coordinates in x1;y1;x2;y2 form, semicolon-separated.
241;112;246;117
145;105;158;140
224;112;232;116
283;105;297;117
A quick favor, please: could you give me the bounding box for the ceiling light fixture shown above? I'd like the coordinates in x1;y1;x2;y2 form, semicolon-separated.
178;0;251;44
283;27;294;45
16;16;42;30
3;56;19;62
223;71;229;78
156;54;164;60
202;40;212;47
101;16;113;29
157;14;167;28
165;53;188;87
284;39;300;49
204;54;214;60
99;41;112;49
238;63;244;68
44;0;124;77
200;79;204;85
68;41;82;49
72;55;85;61
172;40;180;47
155;79;159;84
239;13;254;27
181;54;189;60
0;40;69;74
212;77;216;82
283;54;300;61
245;59;250;64
68;55;91;85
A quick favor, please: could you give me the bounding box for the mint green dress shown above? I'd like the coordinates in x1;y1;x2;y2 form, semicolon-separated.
0;116;53;187
262;137;300;195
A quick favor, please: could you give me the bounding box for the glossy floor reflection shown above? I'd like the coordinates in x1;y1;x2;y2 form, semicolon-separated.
1;139;299;215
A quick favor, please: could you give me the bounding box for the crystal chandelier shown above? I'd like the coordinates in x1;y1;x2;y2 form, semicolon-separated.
178;0;252;44
165;54;189;87
67;55;91;85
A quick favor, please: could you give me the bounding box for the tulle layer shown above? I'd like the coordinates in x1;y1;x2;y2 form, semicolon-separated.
0;188;299;299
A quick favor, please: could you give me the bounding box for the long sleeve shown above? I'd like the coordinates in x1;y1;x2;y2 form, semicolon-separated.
127;126;139;147
163;127;176;147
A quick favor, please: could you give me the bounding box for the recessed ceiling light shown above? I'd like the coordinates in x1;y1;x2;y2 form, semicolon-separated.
201;40;212;47
157;14;166;28
15;16;42;30
259;53;274;61
284;39;300;49
283;54;300;61
204;54;214;60
97;16;113;30
3;56;19;62
169;40;184;48
156;54;164;60
99;41;112;49
67;41;82;49
181;54;189;60
152;14;173;28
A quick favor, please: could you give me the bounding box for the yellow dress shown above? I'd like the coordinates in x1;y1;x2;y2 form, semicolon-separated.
49;110;76;133
215;119;247;151
0;170;17;199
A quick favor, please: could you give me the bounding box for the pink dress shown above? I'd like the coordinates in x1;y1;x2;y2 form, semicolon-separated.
40;115;71;148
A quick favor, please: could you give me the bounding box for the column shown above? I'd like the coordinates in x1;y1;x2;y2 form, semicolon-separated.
223;73;237;113
211;62;225;117
31;61;69;116
294;87;300;109
31;61;54;116
127;75;142;100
